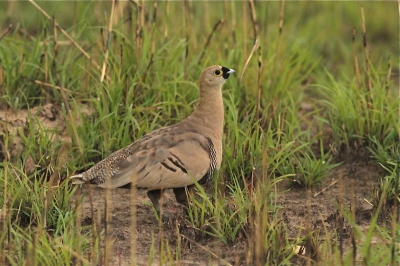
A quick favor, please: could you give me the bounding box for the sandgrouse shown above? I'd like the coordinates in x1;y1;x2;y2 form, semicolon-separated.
70;65;235;215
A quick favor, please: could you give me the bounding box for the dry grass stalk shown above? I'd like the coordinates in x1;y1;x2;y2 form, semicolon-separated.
276;0;285;48
52;15;58;82
240;39;259;84
337;171;345;263
6;0;15;18
145;2;157;71
33;80;72;94
50;15;71;116
100;0;116;83
75;188;83;266
392;42;400;262
248;0;259;43
130;183;137;265
313;179;338;197
198;19;223;66
271;0;285;94
278;0;285;35
0;164;8;265
0;24;12;42
42;29;50;103
230;1;236;44
100;28;105;50
349;180;357;265
361;7;372;98
134;0;143;68
392;182;399;266
398;0;400;228
102;3;117;264
138;3;157;82
305;187;312;266
184;0;189;76
87;186;99;263
38;41;73;46
274;0;285;61
256;44;262;120
164;0;169;38
17;28;35;42
0;64;4;110
104;186;112;265
242;1;247;58
18;53;25;77
352;28;361;91
385;56;392;96
113;1;129;26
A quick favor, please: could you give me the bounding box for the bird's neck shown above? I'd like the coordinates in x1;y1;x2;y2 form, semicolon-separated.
189;87;224;140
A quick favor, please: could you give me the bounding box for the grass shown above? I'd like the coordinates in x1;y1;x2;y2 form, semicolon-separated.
0;1;399;265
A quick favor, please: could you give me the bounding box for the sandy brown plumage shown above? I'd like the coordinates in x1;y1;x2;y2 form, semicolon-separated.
70;65;234;214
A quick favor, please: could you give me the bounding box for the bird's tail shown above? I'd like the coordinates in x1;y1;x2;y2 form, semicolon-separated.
69;174;86;185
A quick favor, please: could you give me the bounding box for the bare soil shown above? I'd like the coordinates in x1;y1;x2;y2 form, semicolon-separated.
0;104;384;265
75;157;381;266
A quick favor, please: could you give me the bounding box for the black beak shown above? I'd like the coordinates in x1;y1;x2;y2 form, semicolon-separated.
221;66;235;80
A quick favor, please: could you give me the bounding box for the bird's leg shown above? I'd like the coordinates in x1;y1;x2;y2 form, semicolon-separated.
172;187;189;206
147;189;163;218
173;185;194;216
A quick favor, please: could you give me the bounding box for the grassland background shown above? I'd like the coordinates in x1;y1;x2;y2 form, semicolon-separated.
0;1;399;265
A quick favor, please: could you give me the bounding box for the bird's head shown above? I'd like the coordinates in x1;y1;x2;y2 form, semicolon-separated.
199;65;235;89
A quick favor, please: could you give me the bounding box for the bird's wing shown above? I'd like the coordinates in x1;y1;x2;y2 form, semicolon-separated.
97;131;214;190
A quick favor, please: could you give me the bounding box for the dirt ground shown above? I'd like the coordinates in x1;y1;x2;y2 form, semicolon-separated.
74;159;381;266
0;104;383;265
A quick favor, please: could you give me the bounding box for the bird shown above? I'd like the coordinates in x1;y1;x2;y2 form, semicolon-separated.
70;65;235;216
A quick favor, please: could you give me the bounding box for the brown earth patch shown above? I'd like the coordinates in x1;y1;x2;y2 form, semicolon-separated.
71;152;382;265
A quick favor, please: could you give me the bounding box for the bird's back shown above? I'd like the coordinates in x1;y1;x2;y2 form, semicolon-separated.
75;121;214;190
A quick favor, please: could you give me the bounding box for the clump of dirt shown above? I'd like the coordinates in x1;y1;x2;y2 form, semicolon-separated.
0;103;94;173
0;103;67;162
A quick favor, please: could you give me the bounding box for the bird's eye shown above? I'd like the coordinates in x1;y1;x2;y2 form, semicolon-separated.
213;69;222;76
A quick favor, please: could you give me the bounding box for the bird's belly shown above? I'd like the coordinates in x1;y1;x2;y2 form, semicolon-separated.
135;172;201;190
